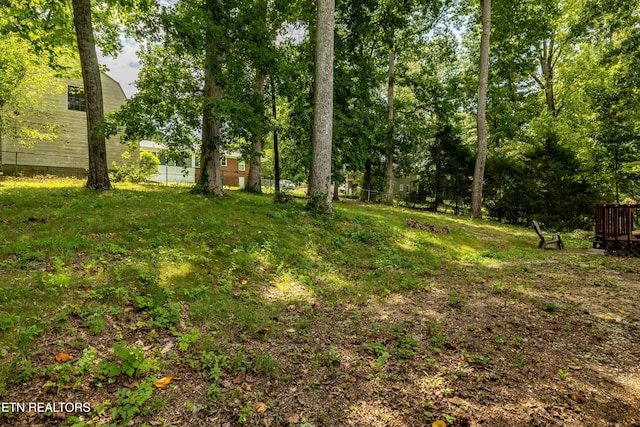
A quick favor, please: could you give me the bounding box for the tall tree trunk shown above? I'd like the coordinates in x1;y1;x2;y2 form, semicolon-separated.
540;38;556;115
385;48;396;203
333;180;339;201
71;0;111;190
198;40;224;196
247;68;265;193
271;77;280;192
307;0;335;213
470;0;491;219
531;38;558;116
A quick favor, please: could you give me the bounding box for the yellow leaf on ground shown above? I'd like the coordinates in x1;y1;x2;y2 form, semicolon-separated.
241;382;252;391
55;353;72;362
241;279;248;285
124;306;134;313
255;402;268;412
432;421;447;427
154;376;173;388
570;393;586;403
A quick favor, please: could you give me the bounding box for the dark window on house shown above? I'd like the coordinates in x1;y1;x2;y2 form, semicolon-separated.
67;86;86;111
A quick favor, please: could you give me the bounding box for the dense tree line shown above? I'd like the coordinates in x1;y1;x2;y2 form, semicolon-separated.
3;0;640;228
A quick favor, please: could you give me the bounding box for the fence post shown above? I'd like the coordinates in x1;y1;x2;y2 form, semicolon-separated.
15;152;18;175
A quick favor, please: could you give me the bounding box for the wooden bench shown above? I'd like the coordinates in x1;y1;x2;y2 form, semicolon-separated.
532;221;564;249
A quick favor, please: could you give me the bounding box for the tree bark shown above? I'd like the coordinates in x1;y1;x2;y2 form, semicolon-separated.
540;38;557;115
271;77;280;192
71;0;112;190
470;0;491;219
247;68;265;193
307;0;335;213
385;48;396;203
198;39;224;196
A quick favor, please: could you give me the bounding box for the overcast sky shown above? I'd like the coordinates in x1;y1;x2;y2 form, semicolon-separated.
99;38;141;98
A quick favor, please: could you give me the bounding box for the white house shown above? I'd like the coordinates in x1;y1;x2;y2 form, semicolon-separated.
138;140;198;184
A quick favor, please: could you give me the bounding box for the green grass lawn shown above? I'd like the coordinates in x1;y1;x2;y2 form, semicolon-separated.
1;177;638;427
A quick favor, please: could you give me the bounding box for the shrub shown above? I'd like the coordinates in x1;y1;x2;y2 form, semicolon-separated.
111;150;160;183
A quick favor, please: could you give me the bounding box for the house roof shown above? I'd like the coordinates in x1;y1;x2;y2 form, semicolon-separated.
102;72;127;100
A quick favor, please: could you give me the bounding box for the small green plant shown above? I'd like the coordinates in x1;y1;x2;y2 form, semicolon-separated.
83;313;105;335
544;302;560;313
306;189;332;215
8;359;38;385
558;368;569;379
394;329;418;360
442;413;456;423
177;328;202;352
110;379;154;423
495;335;508;344
202;352;229;402
248;350;279;378
514;355;528;370
238;405;253;424
111;150;160;183
448;290;468;309
97;341;155;381
464;352;490;365
423;401;435;420
149;301;183;329
273;190;293;204
364;342;390;371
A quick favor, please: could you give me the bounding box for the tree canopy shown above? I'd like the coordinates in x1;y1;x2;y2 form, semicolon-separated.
5;0;640;227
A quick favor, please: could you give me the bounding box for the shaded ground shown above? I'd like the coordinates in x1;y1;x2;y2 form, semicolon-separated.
6;246;640;427
1;179;639;427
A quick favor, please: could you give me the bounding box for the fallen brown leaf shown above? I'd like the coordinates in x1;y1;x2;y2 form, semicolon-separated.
241;382;252;391
432;421;447;427
255;402;268;413
447;397;465;406
154;376;173;388
570;393;586;403
55;353;73;363
233;373;246;384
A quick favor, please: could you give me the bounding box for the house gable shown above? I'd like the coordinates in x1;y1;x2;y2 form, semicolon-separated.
1;73;129;176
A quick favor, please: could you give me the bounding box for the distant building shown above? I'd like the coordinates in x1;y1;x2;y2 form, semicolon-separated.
1;73;129;177
139;141;249;188
193;152;250;188
139;140;198;184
